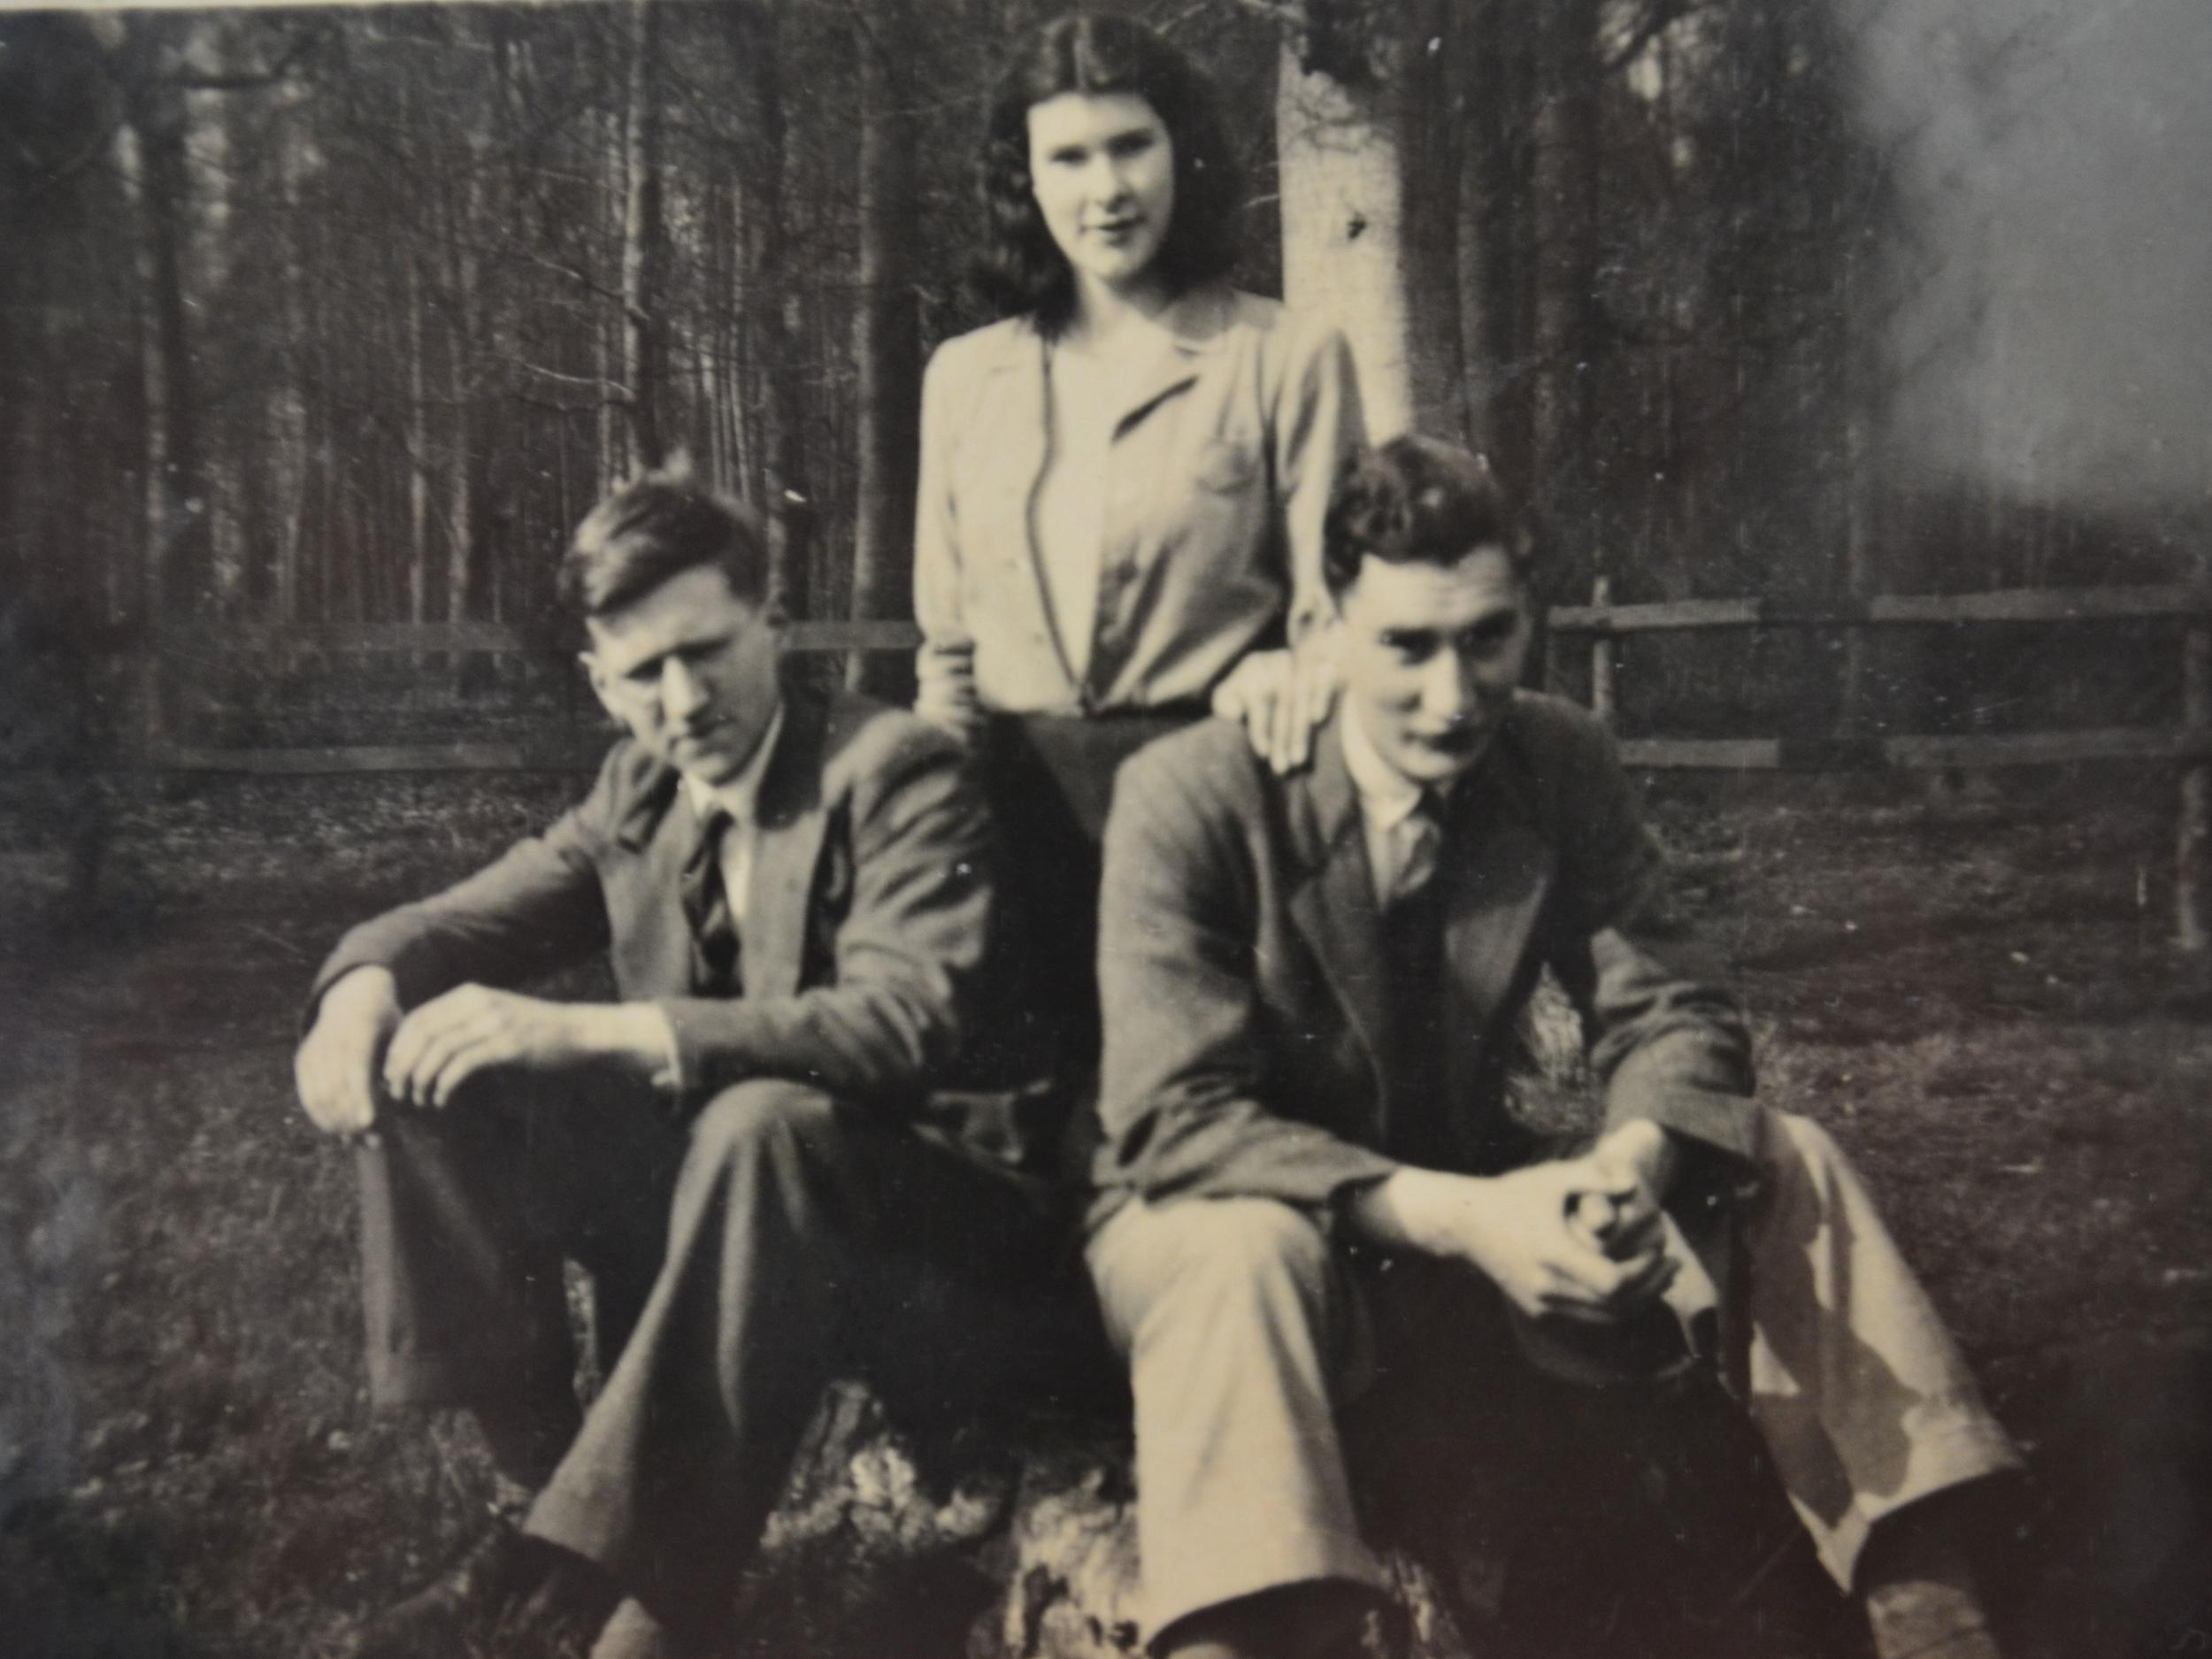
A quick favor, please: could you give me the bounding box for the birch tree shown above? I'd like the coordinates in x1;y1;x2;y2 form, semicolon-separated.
1272;0;1466;442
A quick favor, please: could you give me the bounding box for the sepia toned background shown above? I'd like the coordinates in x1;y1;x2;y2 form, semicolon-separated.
1;0;2208;1655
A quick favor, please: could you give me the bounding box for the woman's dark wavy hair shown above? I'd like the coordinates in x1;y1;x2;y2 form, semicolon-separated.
1322;437;1533;597
971;12;1244;337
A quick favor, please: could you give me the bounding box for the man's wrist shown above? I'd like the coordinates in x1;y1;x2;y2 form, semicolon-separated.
320;964;399;1020
1347;1166;1482;1261
577;1002;676;1075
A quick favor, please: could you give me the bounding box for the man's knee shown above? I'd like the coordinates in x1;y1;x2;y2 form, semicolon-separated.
684;1079;845;1180
1758;1110;1860;1209
1094;1197;1339;1347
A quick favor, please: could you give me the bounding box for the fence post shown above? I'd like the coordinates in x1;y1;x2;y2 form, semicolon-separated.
2179;611;2209;952
1588;575;1616;726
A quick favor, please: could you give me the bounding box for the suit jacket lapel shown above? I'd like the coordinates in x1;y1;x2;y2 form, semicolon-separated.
1286;721;1391;1101
609;757;699;995
741;687;833;1001
1437;739;1555;1041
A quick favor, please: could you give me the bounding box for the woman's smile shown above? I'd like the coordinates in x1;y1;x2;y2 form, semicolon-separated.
1027;90;1177;297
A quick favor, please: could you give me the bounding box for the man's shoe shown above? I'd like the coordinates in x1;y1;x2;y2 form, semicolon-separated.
350;1523;618;1659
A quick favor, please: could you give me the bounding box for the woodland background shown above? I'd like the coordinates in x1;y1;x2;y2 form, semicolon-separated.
2;4;2211;1656
3;0;2207;756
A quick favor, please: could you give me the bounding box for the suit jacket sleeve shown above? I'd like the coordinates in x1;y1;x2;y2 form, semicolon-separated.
654;723;995;1111
1095;743;1401;1210
305;758;617;1019
1548;712;1759;1169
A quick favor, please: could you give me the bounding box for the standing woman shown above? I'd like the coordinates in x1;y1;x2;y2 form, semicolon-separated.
912;12;1364;1102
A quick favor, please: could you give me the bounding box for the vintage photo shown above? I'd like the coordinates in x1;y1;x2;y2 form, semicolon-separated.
1;2;2206;1656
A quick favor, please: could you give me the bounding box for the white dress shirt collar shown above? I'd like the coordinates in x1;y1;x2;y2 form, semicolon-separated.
1341;701;1429;833
680;699;786;829
1341;704;1455;907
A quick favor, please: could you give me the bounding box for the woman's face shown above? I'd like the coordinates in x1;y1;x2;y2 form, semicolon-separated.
1025;91;1176;301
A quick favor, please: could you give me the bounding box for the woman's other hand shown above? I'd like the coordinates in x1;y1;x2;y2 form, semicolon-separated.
1212;627;1340;774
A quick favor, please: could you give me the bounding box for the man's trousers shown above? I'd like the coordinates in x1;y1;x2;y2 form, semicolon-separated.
357;1075;1094;1642
1086;1109;2024;1646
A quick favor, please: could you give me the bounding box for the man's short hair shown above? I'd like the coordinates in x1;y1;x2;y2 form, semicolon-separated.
1322;435;1530;598
559;463;770;618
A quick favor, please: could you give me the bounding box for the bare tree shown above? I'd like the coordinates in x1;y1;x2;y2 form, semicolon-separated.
731;0;815;620
847;0;922;695
113;14;213;625
619;0;668;470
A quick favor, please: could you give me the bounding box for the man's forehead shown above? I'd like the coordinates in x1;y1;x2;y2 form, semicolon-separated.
1344;546;1523;624
584;565;757;664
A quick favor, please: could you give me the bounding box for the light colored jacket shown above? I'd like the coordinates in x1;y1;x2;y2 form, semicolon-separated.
912;284;1364;730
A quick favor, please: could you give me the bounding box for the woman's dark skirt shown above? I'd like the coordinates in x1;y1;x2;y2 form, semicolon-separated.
977;706;1205;1102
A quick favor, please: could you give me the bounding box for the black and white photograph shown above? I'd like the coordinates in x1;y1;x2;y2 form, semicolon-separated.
1;2;2207;1656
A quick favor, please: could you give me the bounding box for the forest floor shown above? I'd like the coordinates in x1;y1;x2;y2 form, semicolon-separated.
0;763;2208;1658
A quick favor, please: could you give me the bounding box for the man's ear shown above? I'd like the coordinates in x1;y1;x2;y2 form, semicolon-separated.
579;649;622;726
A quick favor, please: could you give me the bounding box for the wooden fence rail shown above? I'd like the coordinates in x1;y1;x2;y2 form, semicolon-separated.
1548;582;2212;636
146;618;926;657
1548;580;2212;951
117;618;927;777
28;592;2210;948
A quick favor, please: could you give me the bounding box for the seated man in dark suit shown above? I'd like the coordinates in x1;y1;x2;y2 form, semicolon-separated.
1086;436;2022;1659
294;467;1075;1659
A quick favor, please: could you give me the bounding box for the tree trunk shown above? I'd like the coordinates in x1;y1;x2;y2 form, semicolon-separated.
620;0;667;471
733;0;813;619
446;274;476;636
407;252;432;631
271;88;317;630
1529;0;1604;598
1275;0;1465;442
118;19;212;626
847;0;921;695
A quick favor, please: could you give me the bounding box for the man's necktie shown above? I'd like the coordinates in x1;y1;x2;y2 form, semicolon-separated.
680;806;742;995
1392;790;1447;906
1379;789;1454;1166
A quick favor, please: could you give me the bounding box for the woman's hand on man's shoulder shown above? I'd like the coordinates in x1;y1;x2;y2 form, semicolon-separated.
1210;627;1341;775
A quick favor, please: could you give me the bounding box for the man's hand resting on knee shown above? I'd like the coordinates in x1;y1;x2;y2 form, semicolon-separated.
295;965;403;1138
1348;1119;1682;1324
379;984;673;1110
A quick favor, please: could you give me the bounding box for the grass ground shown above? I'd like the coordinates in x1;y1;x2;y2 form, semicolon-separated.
0;764;2207;1657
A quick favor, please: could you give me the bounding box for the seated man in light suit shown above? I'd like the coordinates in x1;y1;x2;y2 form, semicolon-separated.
294;467;1079;1659
1086;436;2022;1659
